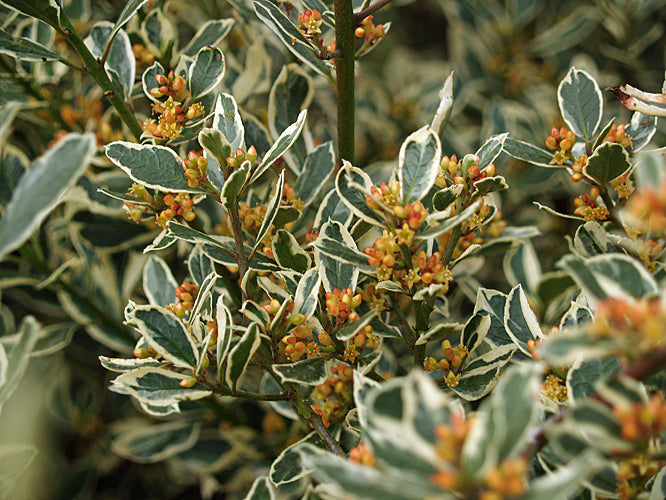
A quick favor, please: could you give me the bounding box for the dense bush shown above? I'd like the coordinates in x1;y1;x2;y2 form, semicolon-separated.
0;0;665;498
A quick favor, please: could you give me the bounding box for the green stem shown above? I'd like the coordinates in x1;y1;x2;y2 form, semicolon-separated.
599;186;627;236
442;224;462;265
413;300;429;366
287;382;345;456
354;0;391;23
334;0;355;165
227;203;249;302
58;12;144;141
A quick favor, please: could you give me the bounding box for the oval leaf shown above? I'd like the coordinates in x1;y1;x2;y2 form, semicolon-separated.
398;125;441;203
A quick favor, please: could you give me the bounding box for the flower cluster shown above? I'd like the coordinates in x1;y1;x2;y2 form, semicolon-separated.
143;71;205;140
58;94;123;146
365;180;429;243
132;43;155;71
424;339;469;387
297;9;323;37
429;411;472;489
436;153;496;190
613;393;666;499
573;186;609;221
541;373;567;404
166;280;200;318
310;363;353;427
604;123;633;150
349;442;376;466
480;457;529;500
225;145;258;170
364;232;452;292
589;296;666;360
342;325;379;363
182;150;209;189
355;15;386;46
280;316;321;362
624;178;666;236
325;287;362;323
123;184;196;228
546;126;576;166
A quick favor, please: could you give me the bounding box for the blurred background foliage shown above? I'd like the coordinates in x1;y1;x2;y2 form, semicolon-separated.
0;0;664;498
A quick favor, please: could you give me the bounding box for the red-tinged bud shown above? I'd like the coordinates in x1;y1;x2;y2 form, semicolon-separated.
134;347;149;358
246;145;257;163
179;377;197;388
355;27;365;38
155;74;168;85
349;311;359;322
289;313;307;325
150;88;164;99
551;127;560;139
572;172;583;183
560;138;572;151
172;76;186;91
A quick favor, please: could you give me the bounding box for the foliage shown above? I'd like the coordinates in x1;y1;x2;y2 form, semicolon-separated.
0;0;665;499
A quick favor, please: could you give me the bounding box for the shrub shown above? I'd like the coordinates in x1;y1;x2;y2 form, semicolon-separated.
0;0;665;498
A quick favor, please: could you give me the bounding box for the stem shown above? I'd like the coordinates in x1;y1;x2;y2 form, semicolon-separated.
442;224;462;265
599;186;627;236
354;0;391;24
58;12;144;141
334;0;355;165
218;385;291;401
413;300;429;366
287;383;345;456
227;204;249;301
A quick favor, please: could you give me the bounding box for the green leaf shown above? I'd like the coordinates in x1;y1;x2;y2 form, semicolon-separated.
188;271;217;322
141;60;165;103
0;27;60;60
141;9;176;59
336;162;385;227
273;357;328;385
188;46;225;99
143;256;178;307
167;220;235;250
503;137;557;167
473;175;508;195
567;356;621;403
112;421;201;463
558;253;658;301
0;0;60;29
241;300;270;327
269;432;320;487
557;67;603;141
559;300;593;331
0;133;95;261
226;323;261;391
292;267;321;319
521;450;603;500
314;189;352;229
272;229;310;273
503;240;542;297
474;288;513;348
503;284;544;356
268;63;312;173
312;236;376;275
221;159;251;209
572;221;619;257
253;0;334;84
0;101;21;144
84;22;135;98
529;6;598;56
417;198;483;240
252;170;284;255
245;476;277;499
336;308;378;341
215;295;232;382
112;367;211;406
109;0;148;48
460;312;490;354
650;466;666;500
398;125;441;203
249;109;307;184
99;356;166;372
106;142;204;194
476;133;507;169
0;316;40;411
180;19;235;58
128;305;199;369
626;111;657;152
490;364;541;460
294;141;336;206
187;245;215;287
583;142;631;185
316;220;359;293
432;184;463;212
31;322;76;356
